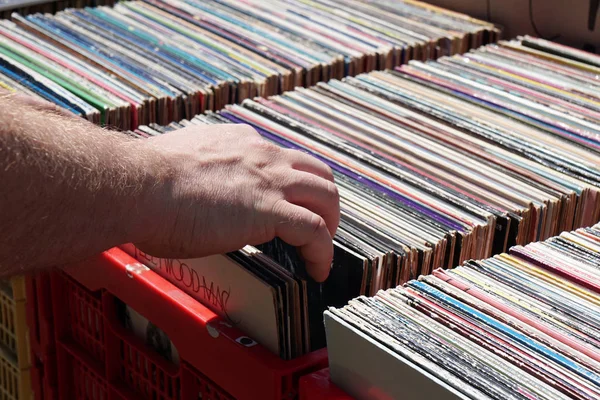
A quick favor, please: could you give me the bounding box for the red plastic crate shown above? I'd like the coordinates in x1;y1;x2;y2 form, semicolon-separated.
30;353;58;400
27;272;59;400
36;248;327;400
299;369;353;400
26;272;54;361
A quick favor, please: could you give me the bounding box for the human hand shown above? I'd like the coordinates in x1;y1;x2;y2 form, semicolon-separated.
135;124;340;282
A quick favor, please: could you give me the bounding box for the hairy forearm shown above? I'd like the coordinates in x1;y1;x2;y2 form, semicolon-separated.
0;90;339;282
0;93;165;276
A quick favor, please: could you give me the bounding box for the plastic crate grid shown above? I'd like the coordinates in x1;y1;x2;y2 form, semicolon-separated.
0;276;33;400
0;354;31;400
40;249;328;400
66;281;105;365
181;364;232;400
52;272;252;400
0;285;18;357
117;334;179;399
72;357;107;400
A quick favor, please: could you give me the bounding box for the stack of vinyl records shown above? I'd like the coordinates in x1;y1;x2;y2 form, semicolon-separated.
0;0;498;129
0;0;117;19
117;36;600;362
325;223;600;400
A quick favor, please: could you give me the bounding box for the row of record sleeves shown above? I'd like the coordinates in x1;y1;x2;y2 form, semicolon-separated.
325;224;600;400
0;0;499;130
117;36;600;361
0;0;116;18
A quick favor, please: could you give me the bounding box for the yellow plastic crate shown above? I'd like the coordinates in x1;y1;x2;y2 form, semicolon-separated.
0;277;30;370
0;276;33;400
0;350;32;400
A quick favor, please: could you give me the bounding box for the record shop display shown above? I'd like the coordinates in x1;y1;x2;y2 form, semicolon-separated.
117;36;600;362
0;0;498;130
325;223;600;400
0;0;118;19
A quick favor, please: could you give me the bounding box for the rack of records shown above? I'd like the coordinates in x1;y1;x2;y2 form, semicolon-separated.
0;0;116;19
325;223;600;400
119;35;600;363
0;0;498;130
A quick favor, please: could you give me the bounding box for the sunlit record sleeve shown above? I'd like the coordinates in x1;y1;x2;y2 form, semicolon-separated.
325;308;485;400
78;7;233;85
358;70;600;232
378;287;571;400
214;0;368;71
396;281;600;399
545;237;600;268
517;36;600;70
568;229;600;247
407;280;600;388
510;245;600;294
489;252;600;317
2;0;495;130
122;1;296;91
0;20;146;110
438;54;600;120
392;65;600;156
282;0;404;69
51;12;208;120
327;222;600;398
397;61;600;160
432;57;600;127
441;266;600;368
466;257;600;345
342;295;533;399
236;96;489;233
0;51;100;120
142;0;340;84
47;14;195;99
0;73;37;96
13;14;177;124
496;252;600;308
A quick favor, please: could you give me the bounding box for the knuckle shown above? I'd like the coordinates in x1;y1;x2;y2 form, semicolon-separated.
260;140;280;154
284;173;312;194
236;123;260;137
301;171;320;186
250;136;280;154
308;214;326;236
255;173;276;194
247;134;264;146
323;163;334;177
286;148;306;159
325;180;339;201
269;197;287;217
278;172;299;197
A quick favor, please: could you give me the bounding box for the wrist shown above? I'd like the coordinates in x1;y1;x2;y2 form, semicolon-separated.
118;137;177;246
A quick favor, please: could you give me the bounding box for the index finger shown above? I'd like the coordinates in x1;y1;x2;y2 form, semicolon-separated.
272;200;333;282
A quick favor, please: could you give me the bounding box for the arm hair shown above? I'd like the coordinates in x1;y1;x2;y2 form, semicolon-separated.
0;92;167;276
